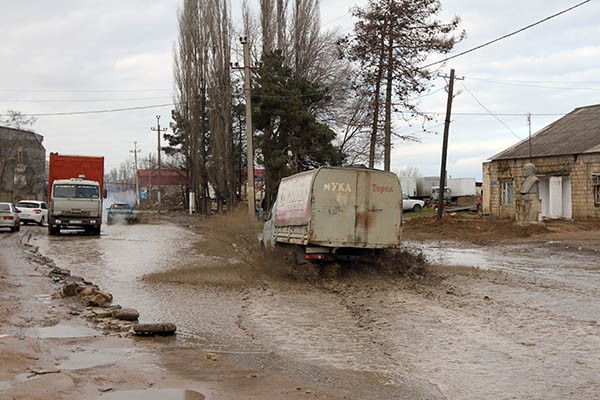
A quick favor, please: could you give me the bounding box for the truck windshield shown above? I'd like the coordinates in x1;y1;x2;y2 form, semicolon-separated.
53;184;99;199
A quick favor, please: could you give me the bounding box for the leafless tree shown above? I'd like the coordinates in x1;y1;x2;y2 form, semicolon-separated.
332;89;380;167
260;0;276;52
344;0;463;171
206;0;235;211
173;0;211;214
0;110;37;129
395;165;421;177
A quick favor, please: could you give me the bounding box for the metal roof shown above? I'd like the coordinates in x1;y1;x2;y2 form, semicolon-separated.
490;104;600;160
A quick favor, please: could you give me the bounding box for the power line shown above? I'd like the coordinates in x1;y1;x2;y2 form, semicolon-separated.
322;10;351;27
466;76;600;85
421;111;566;117
0;102;176;117
2;102;587;119
0;96;173;103
463;76;600;91
422;0;591;69
460;82;522;140
0;88;170;93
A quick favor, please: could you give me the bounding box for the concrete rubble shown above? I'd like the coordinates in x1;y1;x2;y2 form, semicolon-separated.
22;242;176;336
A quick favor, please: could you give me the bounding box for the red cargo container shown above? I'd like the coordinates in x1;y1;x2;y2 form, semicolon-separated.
48;153;104;198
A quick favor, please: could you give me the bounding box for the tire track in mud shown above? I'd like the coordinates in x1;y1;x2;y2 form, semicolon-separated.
237;278;446;399
340;267;600;400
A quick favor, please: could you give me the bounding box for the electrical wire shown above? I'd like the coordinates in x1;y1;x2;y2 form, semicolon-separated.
322;10;351;27
460;82;522;140
0;88;170;93
0;96;173;103
421;0;591;69
0;103;177;117
463;76;600;91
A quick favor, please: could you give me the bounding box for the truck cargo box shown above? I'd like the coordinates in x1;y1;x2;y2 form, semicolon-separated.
446;177;476;197
415;176;440;198
264;167;402;254
47;153;105;235
48;153;104;198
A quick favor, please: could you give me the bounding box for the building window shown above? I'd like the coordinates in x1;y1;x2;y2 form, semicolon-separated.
593;174;600;206
500;180;514;205
17;147;24;162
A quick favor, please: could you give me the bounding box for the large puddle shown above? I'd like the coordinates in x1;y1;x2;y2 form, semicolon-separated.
32;223;259;353
406;240;600;290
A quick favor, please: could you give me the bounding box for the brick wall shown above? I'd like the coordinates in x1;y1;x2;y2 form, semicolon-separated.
484;153;600;220
0;127;46;201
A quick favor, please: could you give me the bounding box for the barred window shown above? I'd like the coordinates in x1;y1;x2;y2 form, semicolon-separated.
593;174;600;206
500;180;514;205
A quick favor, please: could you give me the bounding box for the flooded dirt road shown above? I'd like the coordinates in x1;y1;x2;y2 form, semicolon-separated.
17;220;600;399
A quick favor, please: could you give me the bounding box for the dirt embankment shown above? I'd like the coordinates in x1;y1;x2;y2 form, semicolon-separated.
403;212;600;250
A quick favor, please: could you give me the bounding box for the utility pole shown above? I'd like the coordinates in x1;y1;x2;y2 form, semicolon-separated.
437;68;455;222
151;115;167;204
130;141;141;206
239;37;255;218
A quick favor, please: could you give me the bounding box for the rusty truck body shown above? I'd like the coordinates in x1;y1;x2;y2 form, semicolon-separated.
261;167;403;263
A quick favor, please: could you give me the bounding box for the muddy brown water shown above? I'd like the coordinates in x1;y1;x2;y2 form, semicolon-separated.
33;223;258;353
23;223;600;400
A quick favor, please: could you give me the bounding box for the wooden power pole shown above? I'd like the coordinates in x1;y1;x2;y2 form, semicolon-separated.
240;37;255;218
437;68;455;222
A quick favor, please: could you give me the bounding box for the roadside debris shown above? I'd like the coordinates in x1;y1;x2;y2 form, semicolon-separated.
21;241;175;337
111;308;140;321
132;323;177;336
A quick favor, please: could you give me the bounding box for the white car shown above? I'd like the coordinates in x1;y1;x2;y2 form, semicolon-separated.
402;195;425;212
0;202;21;232
16;200;48;226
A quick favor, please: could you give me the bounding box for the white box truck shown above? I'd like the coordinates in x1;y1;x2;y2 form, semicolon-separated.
261;167;403;264
446;178;476;199
399;176;417;197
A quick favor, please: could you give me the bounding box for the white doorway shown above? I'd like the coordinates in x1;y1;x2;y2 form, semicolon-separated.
539;176;572;219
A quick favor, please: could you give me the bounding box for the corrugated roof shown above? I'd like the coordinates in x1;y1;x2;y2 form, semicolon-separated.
490;104;600;160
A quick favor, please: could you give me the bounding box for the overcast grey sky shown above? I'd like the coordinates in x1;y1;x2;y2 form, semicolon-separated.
2;1;599;180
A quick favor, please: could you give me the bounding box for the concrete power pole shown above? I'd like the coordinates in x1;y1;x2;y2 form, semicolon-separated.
151;115;167;204
240;37;255;218
437;68;455;222
130;141;141;206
